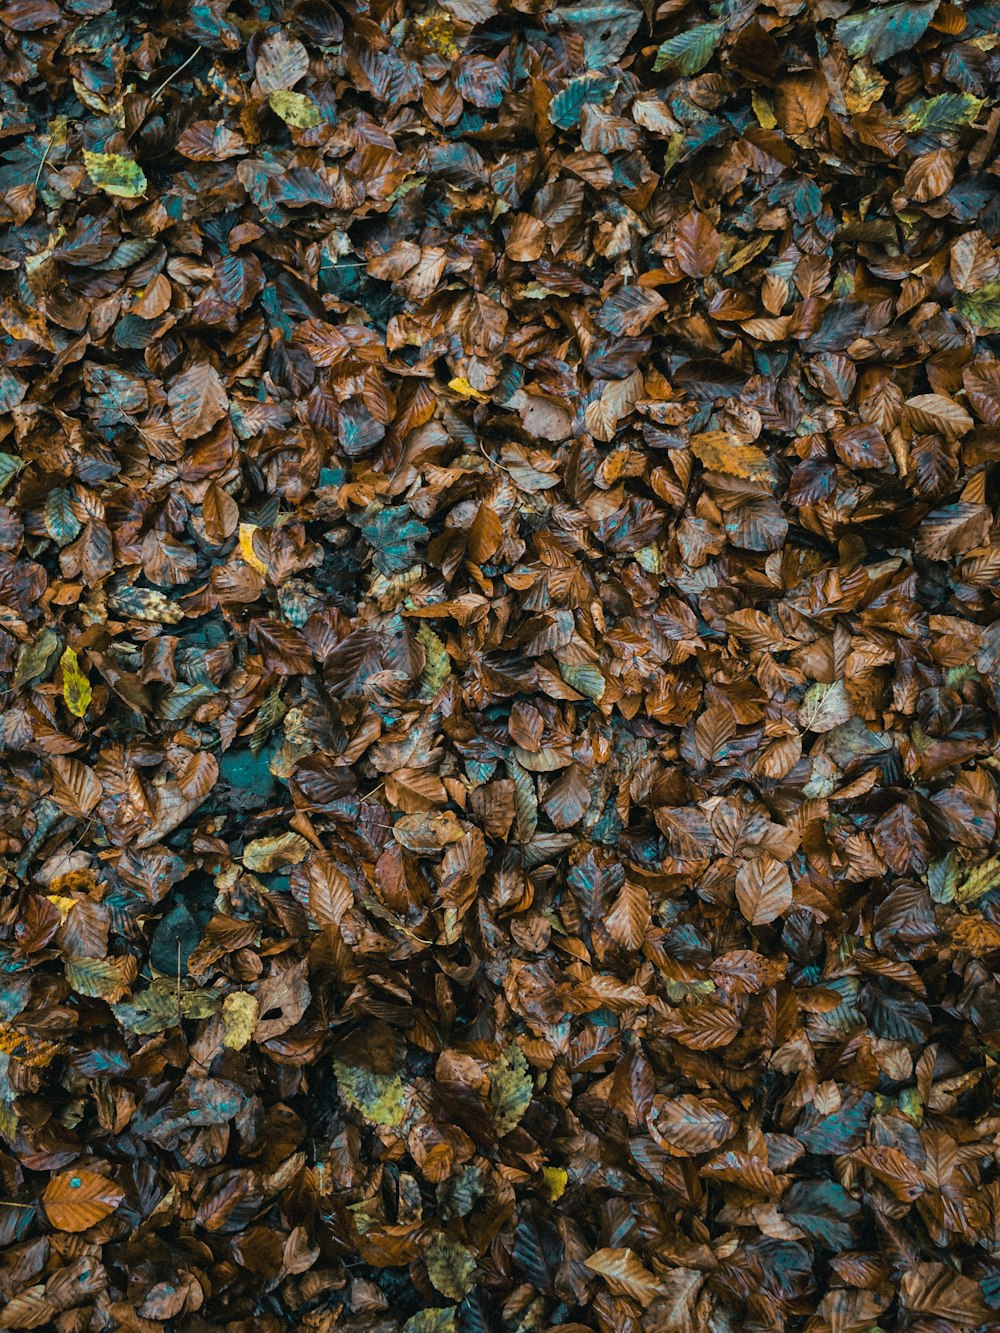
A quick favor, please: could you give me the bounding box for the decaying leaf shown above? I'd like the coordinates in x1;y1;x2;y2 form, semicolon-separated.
3;0;1000;1326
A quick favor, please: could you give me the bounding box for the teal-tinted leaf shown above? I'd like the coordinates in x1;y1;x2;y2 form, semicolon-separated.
359;506;430;576
0;452;23;494
927;851;958;903
859;985;931;1044
549;73;618;130
943;44;989;94
150;900;202;975
84;364;149;429
553;0;643;68
796;1091;872;1154
654;22;724;76
219;746;278;800
0;369;26;412
339;400;385;456
834;2;936;63
783;1180;861;1251
43;488;82;545
93;238;158;271
185;1;242;50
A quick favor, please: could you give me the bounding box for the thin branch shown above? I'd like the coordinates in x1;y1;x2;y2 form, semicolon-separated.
148;46;202;104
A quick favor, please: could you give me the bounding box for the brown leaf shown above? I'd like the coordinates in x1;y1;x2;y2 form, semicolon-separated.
735;855;793;925
675;211;721;279
168;363;228;441
584;1247;665;1307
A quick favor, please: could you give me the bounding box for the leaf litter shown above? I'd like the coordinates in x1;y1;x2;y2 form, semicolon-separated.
0;0;999;1329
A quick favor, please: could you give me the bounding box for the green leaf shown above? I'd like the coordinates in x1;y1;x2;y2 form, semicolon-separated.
425;1233;477;1301
403;1310;457;1333
653;22;723;76
834;3;936;64
333;1060;409;1126
559;661;606;702
489;1044;532;1135
109;584;185;624
956;281;1000;329
13;627;60;690
957;853;1000;904
83;150;148;199
417;623;450;698
0;452;24;494
113;982;180;1035
66;955;136;1003
268;90;322;128
251;688;286;756
903;92;985;134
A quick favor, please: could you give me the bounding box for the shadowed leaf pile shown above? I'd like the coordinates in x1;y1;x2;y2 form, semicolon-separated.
1;0;1000;1330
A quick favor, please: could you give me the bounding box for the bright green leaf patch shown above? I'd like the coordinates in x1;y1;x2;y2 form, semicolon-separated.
653;22;723;76
333;1060;409;1126
268;90;322;128
489;1044;533;1135
955;281;1000;329
83;150;147;198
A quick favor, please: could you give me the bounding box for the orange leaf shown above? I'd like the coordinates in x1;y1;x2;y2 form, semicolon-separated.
43;1168;124;1232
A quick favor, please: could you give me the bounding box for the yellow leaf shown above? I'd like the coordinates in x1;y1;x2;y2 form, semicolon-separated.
691;431;771;480
333;1060;409;1126
83;150;147;199
426;1233;477;1301
60;646;92;718
957;854;1000;904
268;90;321;128
416;622;451;697
243;831;310;872
448;377;490;402
223;991;259;1049
0;1022;59;1068
541;1166;567;1201
845;63;887;114
239;522;269;575
752;89;776;128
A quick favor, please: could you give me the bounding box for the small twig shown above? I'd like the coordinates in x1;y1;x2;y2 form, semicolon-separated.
33;138;52;188
149;46;202;104
479;440;510;474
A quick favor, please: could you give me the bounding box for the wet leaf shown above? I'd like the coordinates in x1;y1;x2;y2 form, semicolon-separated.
83;151;147;198
43;1169;124;1232
59;646;91;718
